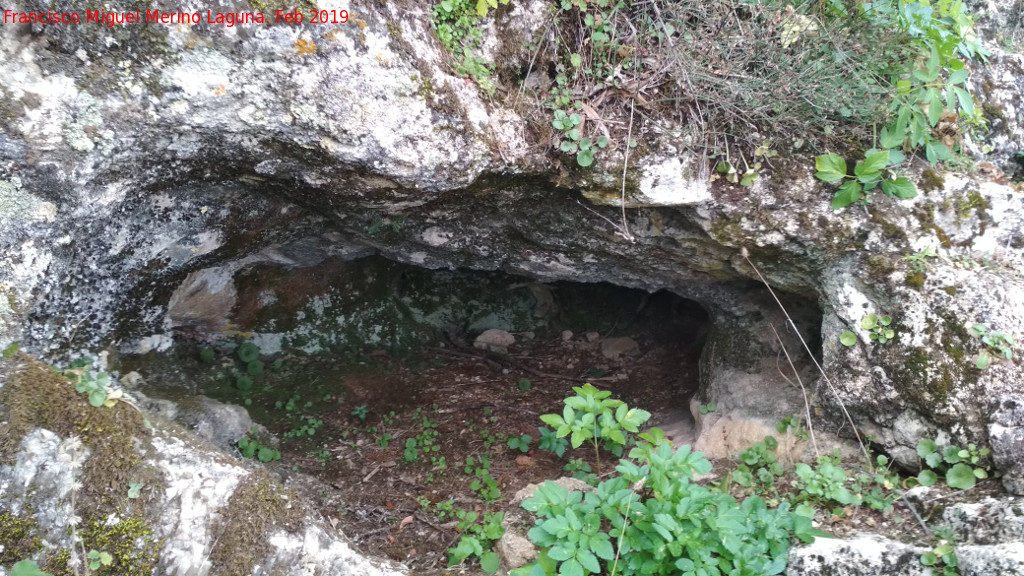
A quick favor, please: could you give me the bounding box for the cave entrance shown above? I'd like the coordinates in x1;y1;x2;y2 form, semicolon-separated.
123;254;711;570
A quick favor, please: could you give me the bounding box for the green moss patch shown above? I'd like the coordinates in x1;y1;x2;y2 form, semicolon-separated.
209;469;306;576
78;516;161;576
0;510;42;565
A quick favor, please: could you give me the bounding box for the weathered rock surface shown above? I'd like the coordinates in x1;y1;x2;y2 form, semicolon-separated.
989;395;1024;495
1;0;1024;573
0;357;405;576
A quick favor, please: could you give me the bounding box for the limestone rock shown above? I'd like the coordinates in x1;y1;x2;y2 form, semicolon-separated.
600;336;639;360
787;533;929;575
989;395;1024;495
474;329;515;354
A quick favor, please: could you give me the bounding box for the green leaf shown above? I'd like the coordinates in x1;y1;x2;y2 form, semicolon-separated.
480;551;500;574
815;153;847;182
596;136;608;149
590;536;615;560
954;87;975;116
917;439;938;458
921;552;938;566
2;342;18;358
577;549;601;573
577;149;595;167
975;351;990;369
946;463;977;489
948;69;969;85
831;181;862;209
861;314;878;330
928;96;943;127
857;150;890;175
570;53;582;67
926;141;952;163
840;331;857;346
548;545;574;562
917;469;938;487
127;481;142;499
88;388;107;407
476;0;489;17
881;177;918;199
740;171;758;187
11;560;52;576
880;126;904;149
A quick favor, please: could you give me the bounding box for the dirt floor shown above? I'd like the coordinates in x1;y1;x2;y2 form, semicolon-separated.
123;289;705;573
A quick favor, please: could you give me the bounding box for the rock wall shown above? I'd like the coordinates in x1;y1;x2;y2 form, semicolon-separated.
1;1;1024;572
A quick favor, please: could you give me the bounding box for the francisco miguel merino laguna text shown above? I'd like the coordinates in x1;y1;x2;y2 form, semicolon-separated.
3;8;349;27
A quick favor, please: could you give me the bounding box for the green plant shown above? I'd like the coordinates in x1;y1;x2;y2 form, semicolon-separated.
404;438;420;462
285;416;324;438
731;436;785;498
540;383;651;474
447;509;505;573
862;313;896;344
246;360;263;376
431;0;507;95
967;323;1014;369
464;455;502;502
72;370;112;408
515;442;824;576
517;378;532;391
903;245;939;272
376;433;393;448
537;426;568;458
840;331;858;347
698;402;717;415
87;549;113;571
237;342;260;363
814;150;917;210
127;481;142;499
10;560;52;576
777;415;810;442
238;435;281;462
921;525;959;576
351;405;369;421
198;347;215;363
507;433;532;453
916;438;989;489
235;375;253;391
2;341;18;358
563;457;595;484
793;454;858;513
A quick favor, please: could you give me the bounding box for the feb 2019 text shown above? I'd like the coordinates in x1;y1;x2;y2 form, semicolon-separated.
3;8;349;27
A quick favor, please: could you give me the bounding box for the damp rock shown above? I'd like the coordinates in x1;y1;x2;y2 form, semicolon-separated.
474;329;516;354
600;336;639;360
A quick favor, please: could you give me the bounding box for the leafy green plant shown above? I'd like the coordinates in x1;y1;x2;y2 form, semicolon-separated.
777;415;810;442
515;441;824;576
903;246;940;272
840;330;858;347
916;439;989;489
563;457;594;484
246;360;263;376
537;426;568;458
235;375;253;391
2;341;18;358
540;383;651;473
238;435;281;462
237;342;260;363
404;438;420;463
793;454;858;512
698;402;717;415
862;313;896;344
284;416;324;438
447;510;505;574
87;549;113;571
731;436;785;497
921;525;959;576
967;323;1013;369
10;560;52;576
815;150;917;210
431;0;508;95
507;433;533;453
518;378;532;391
198;347;215;363
376;433;393;448
72;370;112;408
351;405;369;421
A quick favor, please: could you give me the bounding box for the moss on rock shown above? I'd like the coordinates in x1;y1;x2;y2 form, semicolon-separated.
209;469;306;576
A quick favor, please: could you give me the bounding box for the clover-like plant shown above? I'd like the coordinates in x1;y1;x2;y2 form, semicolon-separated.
968;323;1013;369
915;439;989;490
237;342;260;363
862;313;895;344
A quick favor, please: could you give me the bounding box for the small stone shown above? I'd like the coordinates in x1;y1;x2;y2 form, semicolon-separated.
120;371;145;388
600;337;639;359
561;330;574;341
474;329;515;354
515;455;535;469
521;331;535;340
585;331;600;342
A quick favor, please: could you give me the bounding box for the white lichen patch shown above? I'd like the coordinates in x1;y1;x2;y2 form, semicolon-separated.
151;433;248;576
0;179;56;222
634;155;711;206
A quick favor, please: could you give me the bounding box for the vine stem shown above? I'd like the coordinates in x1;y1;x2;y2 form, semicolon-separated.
609;478;644;576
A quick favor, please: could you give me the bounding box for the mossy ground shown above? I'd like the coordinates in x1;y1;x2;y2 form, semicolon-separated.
208;469;307;576
0;355;162;574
